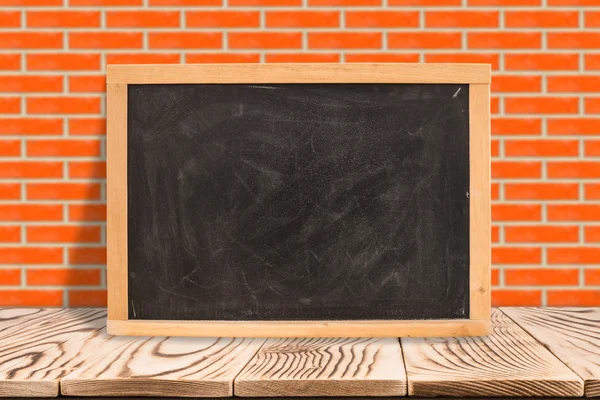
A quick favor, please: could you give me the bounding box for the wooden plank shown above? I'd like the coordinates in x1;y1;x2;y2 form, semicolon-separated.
0;327;136;397
107;82;128;321
107;318;490;338
0;308;60;339
0;308;106;397
401;309;584;397
469;83;491;321
61;337;265;397
107;63;492;85
235;337;406;397
503;307;600;397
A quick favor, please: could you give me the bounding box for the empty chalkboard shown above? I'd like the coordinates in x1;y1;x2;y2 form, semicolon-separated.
106;64;491;338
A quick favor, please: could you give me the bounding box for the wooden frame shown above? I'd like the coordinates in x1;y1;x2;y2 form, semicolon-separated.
107;63;491;338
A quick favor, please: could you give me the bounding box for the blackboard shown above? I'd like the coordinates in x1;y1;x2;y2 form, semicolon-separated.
106;64;491;338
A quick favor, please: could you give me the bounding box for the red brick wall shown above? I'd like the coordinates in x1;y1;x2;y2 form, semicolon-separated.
0;0;599;308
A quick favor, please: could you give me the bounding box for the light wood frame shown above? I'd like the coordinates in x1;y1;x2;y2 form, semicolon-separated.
107;63;491;338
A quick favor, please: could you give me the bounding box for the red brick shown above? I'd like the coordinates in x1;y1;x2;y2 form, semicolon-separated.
548;290;600;306
492;247;541;264
0;11;21;28
548;118;600;135
548;33;600;49
106;53;180;64
69;32;143;49
585;226;600;242
27;97;100;114
266;53;339;63
549;0;600;4
425;53;500;70
150;0;218;4
69;247;106;264
492;204;541;221
505;269;579;286
492;290;541;307
187;53;260;63
548;76;600;92
506;11;579;27
389;32;461;49
0;269;20;286
505;97;578;114
492;225;499;243
27;268;101;286
586;11;600;27
469;32;541;49
586;54;600;70
27;226;101;243
310;0;377;5
492;118;542;135
491;140;499;157
548;205;600;221
0;54;20;70
0;226;20;242
27;140;101;157
347;11;419;28
0;205;62;221
505;226;579;243
491;182;499;199
505;183;579;200
0;290;63;307
0;0;61;5
0;139;20;156
71;0;142;5
27;183;101;200
0;76;62;92
68;161;106;179
346;53;418;63
585;270;600;285
585;183;600;200
548;162;600;179
27;11;100;27
492;76;541;92
0;32;62;49
149;32;222;49
69;76;105;93
585;98;600;114
106;11;180;27
0;162;62;178
308;32;381;49
0;184;20;200
426;11;498;27
549;248;600;264
505;53;579;71
587;141;600;160
69;118;105;136
266;11;339;27
505;140;579;157
188;11;259;28
27;54;100;71
492;161;541;178
0;118;62;135
391;0;460;4
68;290;107;307
0;97;21;113
0;247;62;264
68;205;106;222
491;268;499;285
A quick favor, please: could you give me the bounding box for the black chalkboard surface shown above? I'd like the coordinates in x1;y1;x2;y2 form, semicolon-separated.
127;83;469;321
106;64;491;338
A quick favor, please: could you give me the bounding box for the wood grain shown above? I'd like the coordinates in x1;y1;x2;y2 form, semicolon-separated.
503;307;600;397
402;309;584;397
107;82;128;321
469;83;491;321
235;337;406;397
0;308;60;340
61;337;265;397
107;318;490;338
0;308;107;397
107;63;491;84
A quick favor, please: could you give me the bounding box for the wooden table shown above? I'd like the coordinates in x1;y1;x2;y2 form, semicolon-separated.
0;307;597;398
